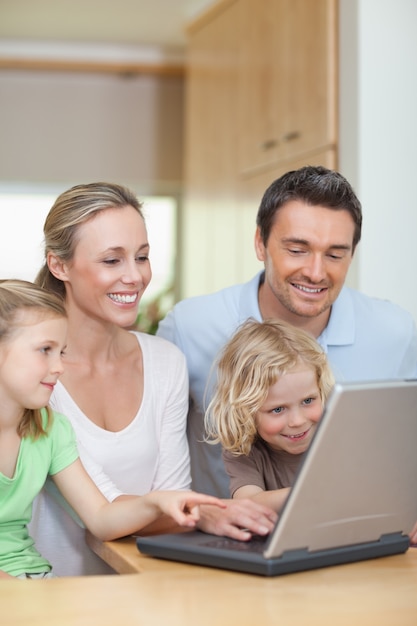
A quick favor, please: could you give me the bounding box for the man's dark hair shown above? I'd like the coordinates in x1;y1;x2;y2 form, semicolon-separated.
256;165;362;251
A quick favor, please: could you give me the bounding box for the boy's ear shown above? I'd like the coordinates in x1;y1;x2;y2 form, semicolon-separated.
47;252;69;282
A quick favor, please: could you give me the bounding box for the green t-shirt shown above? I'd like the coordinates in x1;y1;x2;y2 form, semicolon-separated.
0;409;79;576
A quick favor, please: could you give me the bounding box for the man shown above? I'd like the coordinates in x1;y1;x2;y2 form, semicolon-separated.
157;166;417;498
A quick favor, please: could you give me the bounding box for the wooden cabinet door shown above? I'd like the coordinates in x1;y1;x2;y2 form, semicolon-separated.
182;0;241;297
237;0;286;174
282;0;337;161
181;0;338;297
238;0;337;175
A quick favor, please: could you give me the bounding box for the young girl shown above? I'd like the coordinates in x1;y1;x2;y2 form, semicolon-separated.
0;279;223;579
205;318;335;513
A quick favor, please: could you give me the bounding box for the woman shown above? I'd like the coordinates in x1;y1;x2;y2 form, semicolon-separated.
29;182;276;575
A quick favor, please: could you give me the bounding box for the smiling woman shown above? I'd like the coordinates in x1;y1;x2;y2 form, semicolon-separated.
27;182;193;575
26;182;277;576
0;189;177;314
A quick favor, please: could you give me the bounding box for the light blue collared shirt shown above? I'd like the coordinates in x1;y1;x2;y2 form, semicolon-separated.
158;272;417;497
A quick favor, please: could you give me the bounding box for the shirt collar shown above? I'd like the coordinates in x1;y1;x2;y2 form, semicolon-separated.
318;287;355;351
238;271;264;322
240;272;355;351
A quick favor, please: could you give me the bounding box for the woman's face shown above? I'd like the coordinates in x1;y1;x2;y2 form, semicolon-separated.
62;205;152;327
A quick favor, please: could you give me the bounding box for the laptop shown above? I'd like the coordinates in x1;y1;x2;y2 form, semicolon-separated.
137;379;417;576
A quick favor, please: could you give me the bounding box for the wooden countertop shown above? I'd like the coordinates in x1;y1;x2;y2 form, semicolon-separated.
2;536;416;626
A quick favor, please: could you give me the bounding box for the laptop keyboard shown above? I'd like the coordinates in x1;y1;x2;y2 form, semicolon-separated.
201;534;268;553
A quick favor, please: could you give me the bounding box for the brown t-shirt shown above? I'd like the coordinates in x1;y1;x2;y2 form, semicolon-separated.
222;437;306;497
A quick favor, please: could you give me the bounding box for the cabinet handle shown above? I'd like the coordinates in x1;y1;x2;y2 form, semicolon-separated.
282;131;301;142
259;139;278;151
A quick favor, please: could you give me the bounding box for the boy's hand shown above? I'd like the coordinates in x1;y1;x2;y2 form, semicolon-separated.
197;498;277;540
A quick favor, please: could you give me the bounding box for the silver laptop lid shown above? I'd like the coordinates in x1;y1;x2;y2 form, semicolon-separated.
265;380;417;558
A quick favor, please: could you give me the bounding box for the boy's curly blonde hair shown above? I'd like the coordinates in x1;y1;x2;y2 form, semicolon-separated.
205;318;335;456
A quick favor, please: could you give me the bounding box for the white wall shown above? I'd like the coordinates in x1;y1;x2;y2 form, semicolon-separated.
339;0;417;323
0;67;184;303
0;69;184;195
1;1;416;324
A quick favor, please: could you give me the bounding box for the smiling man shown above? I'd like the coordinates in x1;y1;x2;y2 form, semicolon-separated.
157;166;417;498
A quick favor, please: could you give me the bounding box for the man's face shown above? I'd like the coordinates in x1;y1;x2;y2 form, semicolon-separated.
255;200;355;323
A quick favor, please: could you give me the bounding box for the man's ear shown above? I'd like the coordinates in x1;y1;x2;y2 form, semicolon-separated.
254;227;266;263
47;252;69;282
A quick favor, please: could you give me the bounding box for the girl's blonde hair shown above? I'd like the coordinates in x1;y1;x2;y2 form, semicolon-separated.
0;279;67;439
205;318;335;456
35;182;144;298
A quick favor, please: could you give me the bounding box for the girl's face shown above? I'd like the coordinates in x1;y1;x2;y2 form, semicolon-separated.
0;310;67;414
255;364;323;455
60;205;151;328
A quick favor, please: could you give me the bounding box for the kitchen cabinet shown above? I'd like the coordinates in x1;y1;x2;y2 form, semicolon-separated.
238;0;337;175
181;0;338;298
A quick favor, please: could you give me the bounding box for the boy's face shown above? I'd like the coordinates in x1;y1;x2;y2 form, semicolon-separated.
0;310;67;412
255;365;322;455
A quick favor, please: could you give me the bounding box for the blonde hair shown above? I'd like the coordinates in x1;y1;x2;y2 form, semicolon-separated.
36;182;144;298
0;279;67;439
205;318;335;455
